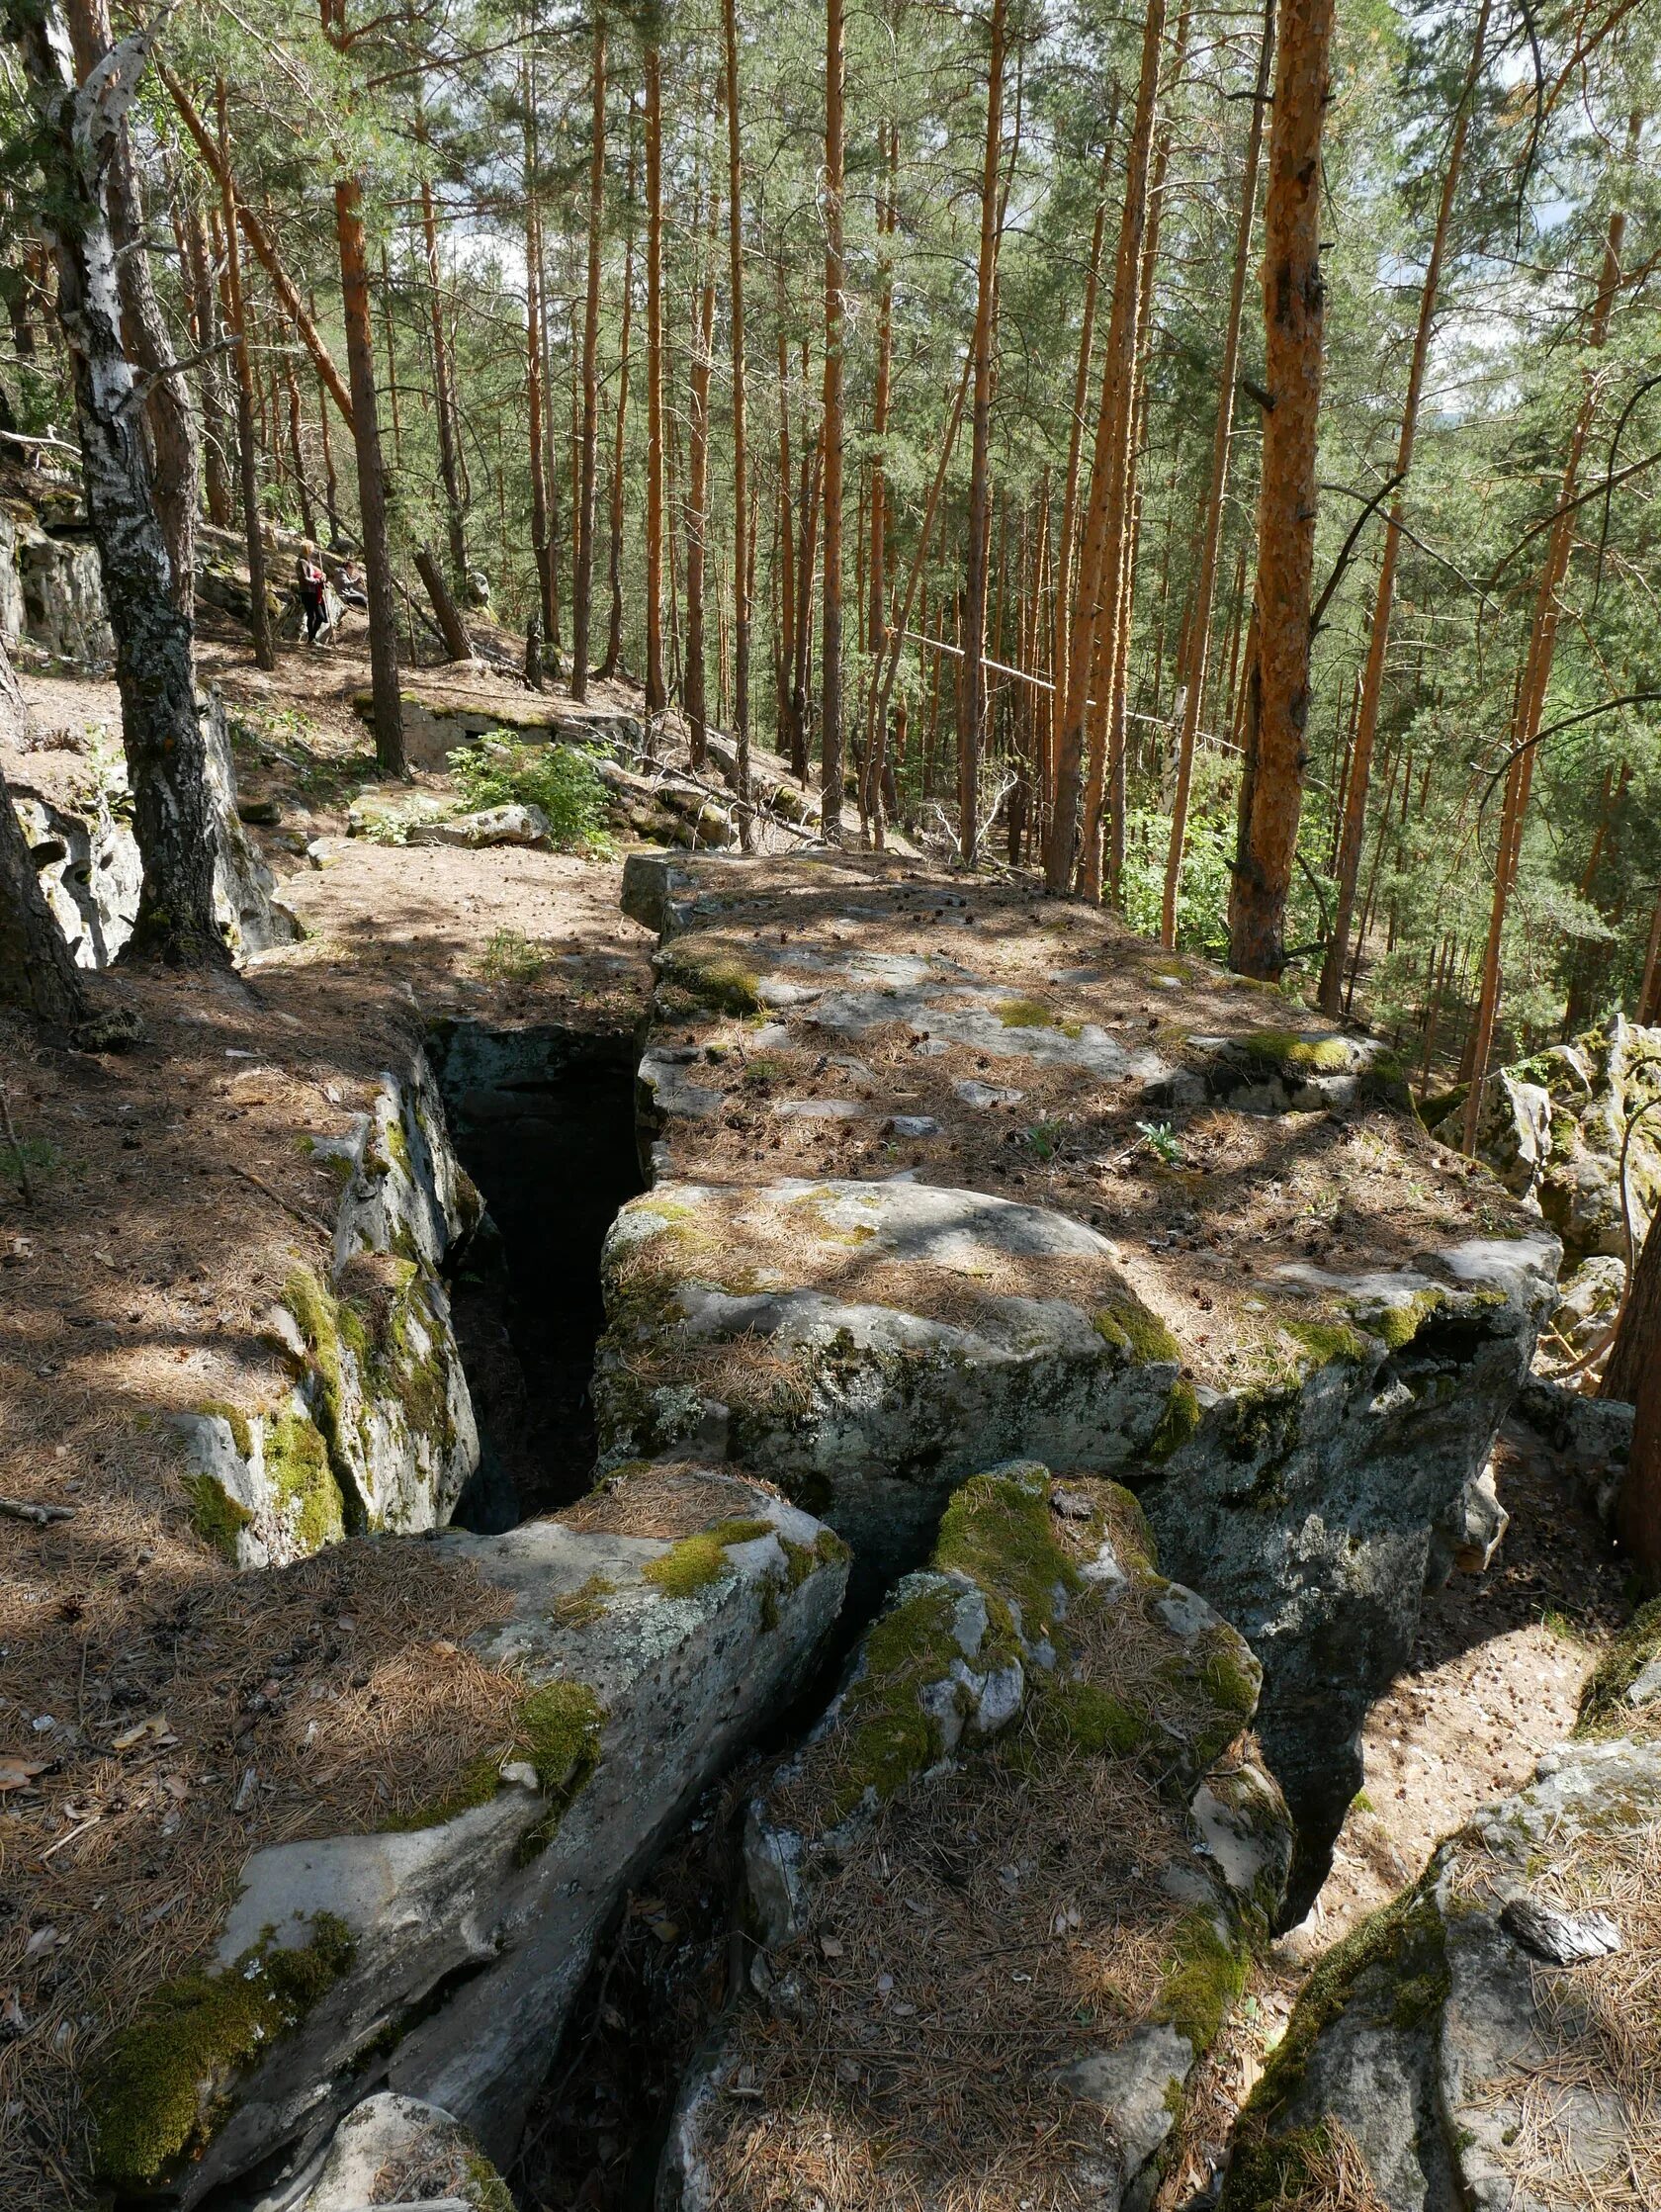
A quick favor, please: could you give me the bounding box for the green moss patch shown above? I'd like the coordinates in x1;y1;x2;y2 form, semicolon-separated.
641;1516;775;1597
264;1409;345;1553
550;1574;615;1632
659;946;762;1016
88;1914;356;2189
1093;1294;1181;1366
182;1471;254;1558
1282;1317;1371;1368
997;997;1058;1028
1353;1285;1444;1352
1041;1680;1154;1758
817;1582;967;1820
1237;1028;1352;1074
933;1467;1080;1642
1577;1597;1661;1740
1158;1907;1249;2050
1148;1377;1202;1461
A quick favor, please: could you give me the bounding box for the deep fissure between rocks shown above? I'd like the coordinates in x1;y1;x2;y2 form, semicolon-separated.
431;1018;646;1528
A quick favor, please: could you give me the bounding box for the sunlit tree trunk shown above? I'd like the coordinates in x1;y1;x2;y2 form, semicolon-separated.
959;0;1007;866
1317;0;1490;1010
181;195;234;531
821;0;846;840
722;0;753;846
1459;123;1634;1150
775;259;797;761
1050;133;1112;831
1046;0;1165;893
861;122;898;836
684;170;717;768
571;13;605;702
215;84;274;670
414;94;468;577
1228;0;1335;977
524;59;555;656
1161;0;1271;946
17;8;224;960
645;41;666;714
600;108;639;683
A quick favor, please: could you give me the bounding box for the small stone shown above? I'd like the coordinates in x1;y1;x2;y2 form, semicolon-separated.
1500;1895;1622;1967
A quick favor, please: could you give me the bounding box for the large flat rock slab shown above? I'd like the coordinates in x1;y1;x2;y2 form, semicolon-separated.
82;1464;847;2204
610;851;1558;1911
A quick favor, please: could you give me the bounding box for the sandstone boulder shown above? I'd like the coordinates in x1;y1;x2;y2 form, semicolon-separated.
84;1463;848;2204
660;1460;1290;2212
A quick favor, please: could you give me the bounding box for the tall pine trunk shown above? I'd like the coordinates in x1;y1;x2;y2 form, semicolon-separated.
524;59;555;658
182;194;234;532
334;173;404;774
1317;0;1490;1010
215;83;274;670
821;0;846;840
571;15;605;702
685;169;717;768
861;122;898;835
1046;0;1164;893
1050;132;1112;832
723;0;752;845
1228;0;1335;978
415;97;468;577
644;44;666;713
1459;122;1634;1150
1161;0;1271;945
959;0;1007;865
600;109;639;682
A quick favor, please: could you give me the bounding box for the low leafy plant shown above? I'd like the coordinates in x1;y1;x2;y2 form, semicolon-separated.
481;929;551;985
452;738;613;854
1136;1119;1184;1165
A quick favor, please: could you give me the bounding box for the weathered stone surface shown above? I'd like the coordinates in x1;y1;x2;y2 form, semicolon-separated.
407;803;553;849
173;1054;481;1561
0;503;115;665
1516;1376;1633;1525
607;850;1557;1907
1434;1017;1661;1266
299;2092;509;2212
8;687;298;963
87;1464;848;2204
660;1461;1290;2212
1220;1728;1661;2212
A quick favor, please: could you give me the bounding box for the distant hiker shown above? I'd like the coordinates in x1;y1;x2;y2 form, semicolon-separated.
296;545;328;644
337;558;368;611
524;609;544;692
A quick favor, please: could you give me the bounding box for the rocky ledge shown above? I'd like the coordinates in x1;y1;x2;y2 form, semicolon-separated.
83;1461;847;2205
661;1460;1291;2212
607;849;1557;1909
1222;1600;1661;2210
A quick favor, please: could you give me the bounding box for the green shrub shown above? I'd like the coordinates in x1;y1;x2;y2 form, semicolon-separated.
452;738;613;853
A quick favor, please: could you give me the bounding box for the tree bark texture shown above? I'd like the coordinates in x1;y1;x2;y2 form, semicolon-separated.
723;0;752;846
644;43;666;714
17;9;224;963
959;0;1007;865
821;0;846;840
685;179;717;769
333;173;404;774
215;82;274;671
600;110;638;683
181;195;234;531
1228;0;1336;978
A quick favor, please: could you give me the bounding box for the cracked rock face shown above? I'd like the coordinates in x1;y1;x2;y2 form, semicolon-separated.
610;850;1556;1909
85;1464;848;2206
659;1460;1291;2212
1220;1724;1661;2212
173;1055;481;1562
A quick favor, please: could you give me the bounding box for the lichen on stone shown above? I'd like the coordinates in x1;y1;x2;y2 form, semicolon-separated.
1148;1377;1202;1461
87;1913;357;2190
1236;1028;1352;1074
182;1470;254;1558
1281;1316;1371;1369
932;1464;1080;1643
263;1408;345;1552
658;945;762;1015
194;1397;252;1460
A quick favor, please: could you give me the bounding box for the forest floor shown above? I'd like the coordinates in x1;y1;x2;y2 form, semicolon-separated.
0;616;1633;2209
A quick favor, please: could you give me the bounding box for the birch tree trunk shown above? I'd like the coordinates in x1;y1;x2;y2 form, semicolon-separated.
1227;0;1335;978
13;8;224;963
1161;0;1271;946
959;0;1007;866
1316;0;1490;1011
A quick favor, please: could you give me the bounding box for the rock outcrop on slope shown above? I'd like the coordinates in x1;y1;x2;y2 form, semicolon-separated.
1220;1600;1661;2211
9;688;298;963
1431;1017;1661;1374
83;1462;848;2205
660;1460;1291;2212
172;1053;482;1563
606;849;1557;1908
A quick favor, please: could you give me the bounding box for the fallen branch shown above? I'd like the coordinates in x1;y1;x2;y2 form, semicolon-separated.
223;1161;331;1235
0;1497;77;1524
